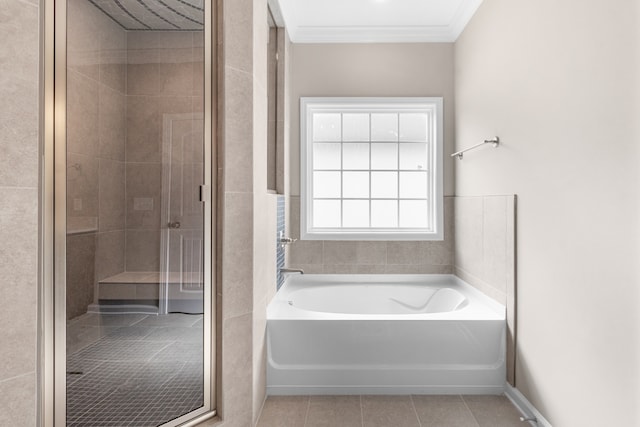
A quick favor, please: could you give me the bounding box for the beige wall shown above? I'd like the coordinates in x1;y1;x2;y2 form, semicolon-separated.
287;43;455;273
455;1;640;425
0;0;39;424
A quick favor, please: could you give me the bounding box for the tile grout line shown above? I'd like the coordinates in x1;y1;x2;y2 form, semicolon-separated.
409;395;423;427
460;395;482;427
360;395;364;427
302;395;311;427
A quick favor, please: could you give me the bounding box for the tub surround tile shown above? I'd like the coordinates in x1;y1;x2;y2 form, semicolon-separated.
454;195;517;386
361;395;420;427
323;264;387;274
256;396;309;427
286;196;455;273
454;197;484;275
288;241;324;266
324;242;387;266
412;395;479;427
384;264;453;274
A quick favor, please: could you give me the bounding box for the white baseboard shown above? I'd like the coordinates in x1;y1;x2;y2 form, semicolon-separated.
505;384;553;427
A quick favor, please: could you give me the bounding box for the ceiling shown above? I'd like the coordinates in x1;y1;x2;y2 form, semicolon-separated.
88;0;204;31
271;0;483;43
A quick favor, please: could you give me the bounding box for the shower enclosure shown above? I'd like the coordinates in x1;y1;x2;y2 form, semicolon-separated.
44;0;216;426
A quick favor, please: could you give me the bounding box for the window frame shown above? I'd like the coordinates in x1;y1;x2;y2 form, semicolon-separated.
300;97;444;241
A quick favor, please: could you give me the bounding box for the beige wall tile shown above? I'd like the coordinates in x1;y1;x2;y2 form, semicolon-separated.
125;229;161;271
0;373;36;427
98;14;126;93
222;192;253;319
288;240;323;265
224;68;254;193
0;188;37;380
0;0;38;188
67;70;99;157
483;196;508;293
324;242;387;265
126;162;162;229
323;264;387;274
223;0;253;74
387;242;430;265
98;159;125;232
66;233;96;319
67;153;99;219
96;230;125;281
221;314;253;421
454;197;484;275
99;85;126;161
67;0;100;80
384;264;453;274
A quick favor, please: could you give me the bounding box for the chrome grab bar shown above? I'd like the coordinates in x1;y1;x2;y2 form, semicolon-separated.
451;136;500;160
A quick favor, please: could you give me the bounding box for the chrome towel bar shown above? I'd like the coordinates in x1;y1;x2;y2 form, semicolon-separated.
451;136;500;160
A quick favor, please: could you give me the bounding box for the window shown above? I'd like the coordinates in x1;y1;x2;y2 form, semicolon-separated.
300;97;443;240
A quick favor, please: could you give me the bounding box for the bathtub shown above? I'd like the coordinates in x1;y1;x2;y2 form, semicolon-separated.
266;274;506;395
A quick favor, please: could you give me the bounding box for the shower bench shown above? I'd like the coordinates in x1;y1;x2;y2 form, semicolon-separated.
90;272;203;315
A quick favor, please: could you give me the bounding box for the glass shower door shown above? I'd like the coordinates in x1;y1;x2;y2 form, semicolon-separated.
61;0;211;426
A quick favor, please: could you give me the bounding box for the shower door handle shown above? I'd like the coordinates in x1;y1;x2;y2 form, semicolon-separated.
168;221;181;229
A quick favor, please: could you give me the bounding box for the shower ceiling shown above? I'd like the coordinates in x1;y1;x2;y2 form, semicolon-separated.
88;0;204;31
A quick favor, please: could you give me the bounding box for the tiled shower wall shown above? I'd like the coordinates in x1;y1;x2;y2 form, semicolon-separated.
65;0;204;317
66;0;127;318
0;0;39;424
286;196;454;274
124;31;204;272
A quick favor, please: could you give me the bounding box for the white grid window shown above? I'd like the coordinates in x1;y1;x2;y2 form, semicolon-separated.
300;97;444;241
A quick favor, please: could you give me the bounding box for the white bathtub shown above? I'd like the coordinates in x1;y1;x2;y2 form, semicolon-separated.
266;274;506;395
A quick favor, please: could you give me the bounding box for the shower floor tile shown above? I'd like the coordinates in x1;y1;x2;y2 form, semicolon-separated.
66;313;204;427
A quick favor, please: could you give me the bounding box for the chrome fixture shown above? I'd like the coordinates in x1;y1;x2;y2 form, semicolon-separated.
451;136;500;160
280;268;304;275
278;231;297;248
168;221;181;229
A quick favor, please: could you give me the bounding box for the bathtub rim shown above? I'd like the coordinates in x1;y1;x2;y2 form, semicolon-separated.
268;274;505;321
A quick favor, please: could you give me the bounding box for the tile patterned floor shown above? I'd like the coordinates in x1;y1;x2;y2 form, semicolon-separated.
257;395;525;427
66;313;204;427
